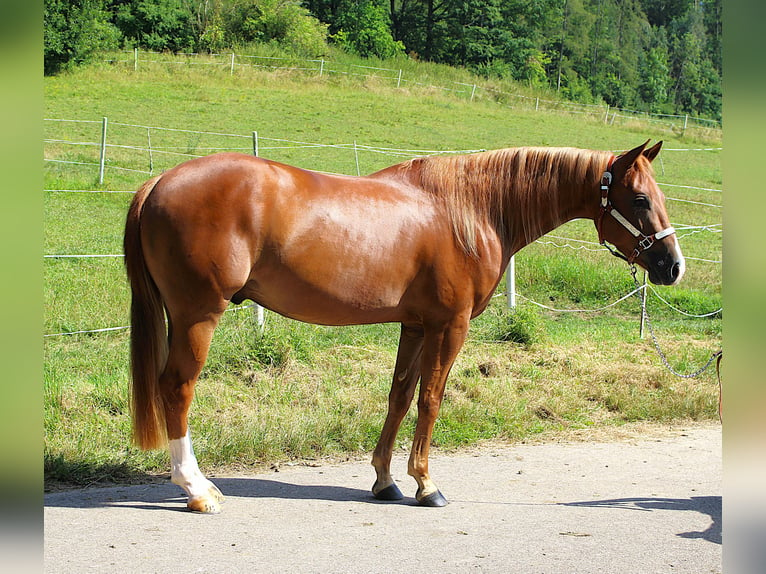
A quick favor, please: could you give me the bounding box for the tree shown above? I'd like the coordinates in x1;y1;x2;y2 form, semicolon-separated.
224;0;329;56
639;45;670;110
114;0;197;52
332;0;403;58
640;0;688;27
700;0;721;71
45;0;121;74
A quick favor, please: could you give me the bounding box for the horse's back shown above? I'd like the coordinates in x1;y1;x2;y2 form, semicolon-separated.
138;153;455;324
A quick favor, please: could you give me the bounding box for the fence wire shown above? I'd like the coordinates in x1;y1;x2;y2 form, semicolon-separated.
44;119;722;338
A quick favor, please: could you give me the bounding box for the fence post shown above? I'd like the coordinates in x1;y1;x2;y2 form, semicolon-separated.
397;69;402;88
251;130;265;331
604;104;609;123
535;97;539;111
319;59;324;77
353;141;361;176
506;256;516;309
470;84;476;101
230;53;235;76
134;48;138;71
147;127;153;175
639;271;648;338
98;117;108;185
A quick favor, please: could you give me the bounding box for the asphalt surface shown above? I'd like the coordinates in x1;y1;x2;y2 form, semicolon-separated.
44;425;721;573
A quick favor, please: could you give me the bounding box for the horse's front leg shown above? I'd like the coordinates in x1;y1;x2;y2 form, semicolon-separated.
162;316;225;513
408;315;470;507
371;324;424;500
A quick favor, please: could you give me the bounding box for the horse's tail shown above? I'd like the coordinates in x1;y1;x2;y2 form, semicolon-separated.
124;175;168;450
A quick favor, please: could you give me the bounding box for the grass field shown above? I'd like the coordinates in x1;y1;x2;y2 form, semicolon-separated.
44;53;722;488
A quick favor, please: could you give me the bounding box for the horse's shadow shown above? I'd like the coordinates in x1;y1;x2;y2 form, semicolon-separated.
45;479;722;546
44;477;408;513
561;496;722;544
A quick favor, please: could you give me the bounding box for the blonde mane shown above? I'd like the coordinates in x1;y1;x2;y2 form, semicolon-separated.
412;147;612;256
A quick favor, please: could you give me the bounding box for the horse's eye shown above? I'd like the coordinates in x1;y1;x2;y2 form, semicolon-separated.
633;195;651;210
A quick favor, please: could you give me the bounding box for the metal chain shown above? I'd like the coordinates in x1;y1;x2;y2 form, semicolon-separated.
629;265;722;378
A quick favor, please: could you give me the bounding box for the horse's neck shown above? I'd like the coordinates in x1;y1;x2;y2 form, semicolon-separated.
505;189;589;253
403;148;606;258
502;152;602;254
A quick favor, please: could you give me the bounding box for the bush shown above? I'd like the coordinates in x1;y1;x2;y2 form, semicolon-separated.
226;0;328;57
473;304;543;346
331;0;404;59
114;0;198;53
44;0;122;75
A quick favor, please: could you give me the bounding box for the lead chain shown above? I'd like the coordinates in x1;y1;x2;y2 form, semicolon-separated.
630;265;722;379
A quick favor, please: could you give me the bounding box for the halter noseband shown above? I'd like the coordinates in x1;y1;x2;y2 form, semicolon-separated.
597;156;676;264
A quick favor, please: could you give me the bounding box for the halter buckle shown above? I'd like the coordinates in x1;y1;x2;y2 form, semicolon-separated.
638;236;655;251
600;172;612;208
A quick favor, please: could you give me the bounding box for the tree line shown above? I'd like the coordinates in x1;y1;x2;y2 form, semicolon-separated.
44;0;721;120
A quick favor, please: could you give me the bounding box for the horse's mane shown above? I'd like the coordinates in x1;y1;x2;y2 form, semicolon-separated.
410;147;612;256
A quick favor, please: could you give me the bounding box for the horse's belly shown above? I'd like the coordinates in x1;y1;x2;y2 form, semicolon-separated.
234;251;416;326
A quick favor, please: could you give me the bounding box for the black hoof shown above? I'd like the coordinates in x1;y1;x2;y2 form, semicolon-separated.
373;482;404;501
417;490;449;507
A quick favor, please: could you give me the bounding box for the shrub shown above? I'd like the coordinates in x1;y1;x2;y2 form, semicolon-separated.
44;0;122;75
331;0;404;59
114;0;198;53
226;0;328;57
473;304;543;346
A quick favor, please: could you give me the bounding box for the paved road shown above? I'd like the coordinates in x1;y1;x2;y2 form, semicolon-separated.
44;425;721;573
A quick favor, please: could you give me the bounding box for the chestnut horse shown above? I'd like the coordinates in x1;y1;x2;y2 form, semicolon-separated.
124;140;683;512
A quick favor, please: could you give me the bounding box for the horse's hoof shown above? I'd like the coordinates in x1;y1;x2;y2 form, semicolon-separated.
417;489;449;507
187;497;222;514
209;483;225;502
372;482;404;501
187;485;224;514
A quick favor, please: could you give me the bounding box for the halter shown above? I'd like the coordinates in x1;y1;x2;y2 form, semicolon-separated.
596;156;676;264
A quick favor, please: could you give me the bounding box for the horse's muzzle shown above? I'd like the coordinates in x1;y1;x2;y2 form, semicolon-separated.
644;248;685;286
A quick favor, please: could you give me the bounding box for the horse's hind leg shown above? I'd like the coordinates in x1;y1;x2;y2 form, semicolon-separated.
161;313;224;513
371;324;424;500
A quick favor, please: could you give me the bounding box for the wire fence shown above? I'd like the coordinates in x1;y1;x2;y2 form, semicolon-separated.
100;50;722;135
44;118;722;338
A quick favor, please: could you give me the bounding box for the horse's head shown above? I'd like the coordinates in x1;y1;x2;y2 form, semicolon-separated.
596;141;685;286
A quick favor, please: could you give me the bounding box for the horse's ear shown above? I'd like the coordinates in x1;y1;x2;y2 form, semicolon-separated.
642;140;663;162
612;140;649;173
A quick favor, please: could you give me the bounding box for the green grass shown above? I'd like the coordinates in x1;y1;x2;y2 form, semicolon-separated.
44;53;722;489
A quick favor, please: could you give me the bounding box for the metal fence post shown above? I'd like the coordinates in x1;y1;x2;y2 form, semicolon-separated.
98;117;108;185
506;256;516;309
147;127;153;175
354;140;360;176
252;130;265;331
639;271;648;338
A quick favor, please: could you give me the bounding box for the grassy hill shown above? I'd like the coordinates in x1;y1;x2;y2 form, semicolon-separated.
44;55;722;487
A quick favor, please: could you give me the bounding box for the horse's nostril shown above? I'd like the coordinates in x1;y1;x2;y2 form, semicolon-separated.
670;262;681;281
